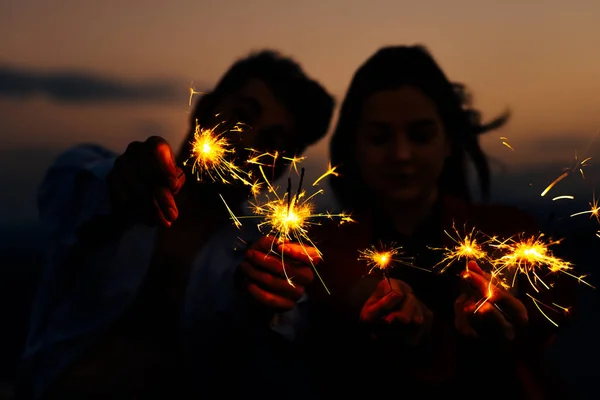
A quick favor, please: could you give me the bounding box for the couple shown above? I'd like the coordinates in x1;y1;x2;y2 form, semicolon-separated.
19;46;572;399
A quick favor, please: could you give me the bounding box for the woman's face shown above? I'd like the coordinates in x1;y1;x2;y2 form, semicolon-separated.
354;86;450;205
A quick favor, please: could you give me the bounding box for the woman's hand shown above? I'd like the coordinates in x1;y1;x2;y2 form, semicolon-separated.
455;260;528;341
360;278;433;347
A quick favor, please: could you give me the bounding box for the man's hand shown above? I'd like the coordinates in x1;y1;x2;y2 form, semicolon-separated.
455;260;529;341
239;236;318;311
360;278;433;347
107;136;186;227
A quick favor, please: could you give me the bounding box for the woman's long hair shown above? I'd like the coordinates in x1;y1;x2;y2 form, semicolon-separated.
329;45;509;211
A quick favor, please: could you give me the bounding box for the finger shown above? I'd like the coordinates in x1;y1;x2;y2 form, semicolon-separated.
361;290;405;323
385;293;422;325
467;260;485;275
463;270;495;300
246;282;296;311
463;272;528;325
152;197;172;228
253;236;287;253
388;279;414;297
123;140;145;157
276;242;321;265
173;166;186;194
146;136;179;190
454;294;479;338
245;248;313;287
476;302;516;341
153;186;178;223
240;261;304;301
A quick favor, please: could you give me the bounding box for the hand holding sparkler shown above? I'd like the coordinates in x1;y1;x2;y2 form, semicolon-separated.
455;261;528;341
240;235;319;311
108;136;186;227
360;278;433;346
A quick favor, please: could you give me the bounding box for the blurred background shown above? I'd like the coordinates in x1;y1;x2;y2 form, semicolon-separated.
1;0;599;398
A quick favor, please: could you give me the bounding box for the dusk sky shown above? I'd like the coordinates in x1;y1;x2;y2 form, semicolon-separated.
1;0;600;225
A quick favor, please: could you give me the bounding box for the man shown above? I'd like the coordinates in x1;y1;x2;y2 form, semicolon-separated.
19;50;334;399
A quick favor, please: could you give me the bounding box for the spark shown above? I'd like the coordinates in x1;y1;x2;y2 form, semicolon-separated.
540;128;598;196
183;118;255;186
490;233;594;294
526;294;570;328
552;195;574;201
429;223;493;273
188;87;205;106
222;162;354;293
570;193;600;223
358;243;420;273
312;162;339;186
500;136;515;151
460;232;590;326
358;242;422;291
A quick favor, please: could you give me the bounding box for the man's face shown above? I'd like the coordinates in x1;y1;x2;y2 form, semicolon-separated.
187;78;300;182
213;79;298;155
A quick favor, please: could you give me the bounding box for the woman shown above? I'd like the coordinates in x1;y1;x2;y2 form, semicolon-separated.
302;45;575;399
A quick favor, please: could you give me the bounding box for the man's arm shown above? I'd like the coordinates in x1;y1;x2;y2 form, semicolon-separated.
37;144;117;245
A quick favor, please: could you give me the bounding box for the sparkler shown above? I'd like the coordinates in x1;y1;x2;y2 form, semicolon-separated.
429;222;592;326
183;118;257;187
358;242;420;291
483;233;594;326
429;223;493;274
222;161;354;293
490;233;592;292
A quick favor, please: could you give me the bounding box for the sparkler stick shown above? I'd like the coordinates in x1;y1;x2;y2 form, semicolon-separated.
220;160;354;293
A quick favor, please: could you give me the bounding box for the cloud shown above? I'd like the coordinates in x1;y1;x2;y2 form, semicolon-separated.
0;64;206;104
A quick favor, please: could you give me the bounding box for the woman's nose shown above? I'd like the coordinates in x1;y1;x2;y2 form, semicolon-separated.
391;133;412;161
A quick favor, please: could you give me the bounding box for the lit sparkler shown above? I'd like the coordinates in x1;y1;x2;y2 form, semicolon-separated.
486;233;594;326
222;162;354;293
358;242;421;291
429;223;493;274
183;118;258;187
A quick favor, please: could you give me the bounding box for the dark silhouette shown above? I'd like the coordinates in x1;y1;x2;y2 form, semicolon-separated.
16;49;334;400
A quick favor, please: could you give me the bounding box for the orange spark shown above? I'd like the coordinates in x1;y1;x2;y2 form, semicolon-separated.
570;193;600;223
429;223;492;273
358;242;418;274
222;161;354;293
500;136;515;151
